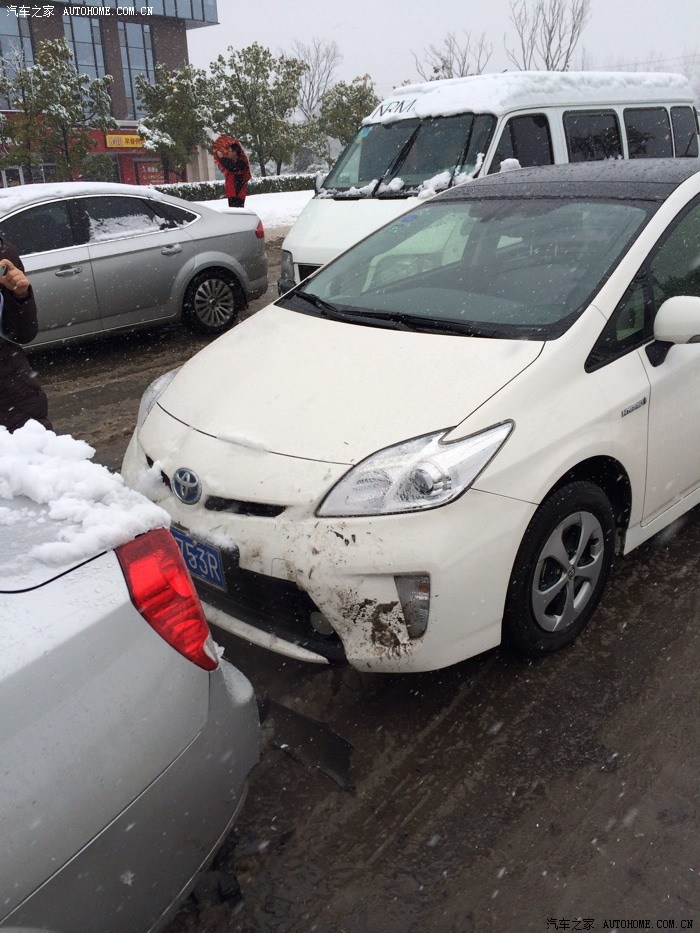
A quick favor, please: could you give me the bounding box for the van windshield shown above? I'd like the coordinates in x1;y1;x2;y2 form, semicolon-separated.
280;197;654;339
322;113;496;196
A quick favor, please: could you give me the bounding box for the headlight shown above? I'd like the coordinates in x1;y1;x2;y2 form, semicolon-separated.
317;422;513;518
280;250;295;281
136;368;180;431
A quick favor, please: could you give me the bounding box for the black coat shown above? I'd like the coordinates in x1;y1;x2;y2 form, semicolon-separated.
0;238;50;432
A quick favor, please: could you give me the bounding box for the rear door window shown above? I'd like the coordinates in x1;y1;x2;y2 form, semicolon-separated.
671;106;699;157
488;114;553;173
624;107;673;158
564;110;623;161
80;195;163;243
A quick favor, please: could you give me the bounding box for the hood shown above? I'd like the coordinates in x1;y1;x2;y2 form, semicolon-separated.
157;304;543;464
283;197;420;266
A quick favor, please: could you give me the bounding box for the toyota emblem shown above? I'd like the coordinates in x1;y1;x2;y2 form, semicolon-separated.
172;467;202;505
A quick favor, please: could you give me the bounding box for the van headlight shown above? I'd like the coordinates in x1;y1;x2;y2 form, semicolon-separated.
316;422;513;517
136;368;180;431
280;250;295;282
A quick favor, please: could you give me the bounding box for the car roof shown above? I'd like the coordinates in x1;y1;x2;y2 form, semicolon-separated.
0;181;199;214
436;158;700;203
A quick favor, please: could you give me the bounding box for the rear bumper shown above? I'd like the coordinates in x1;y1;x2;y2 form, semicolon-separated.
1;660;260;933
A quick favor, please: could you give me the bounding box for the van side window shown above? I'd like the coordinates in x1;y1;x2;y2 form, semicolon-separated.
564;111;623;161
671;106;699;157
624;107;672;158
488;114;553;174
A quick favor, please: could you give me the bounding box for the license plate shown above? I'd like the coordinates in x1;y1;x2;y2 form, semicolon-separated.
171;526;227;591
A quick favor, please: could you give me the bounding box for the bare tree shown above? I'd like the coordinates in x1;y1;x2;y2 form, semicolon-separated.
292;38;342;120
413;31;493;81
505;0;591;71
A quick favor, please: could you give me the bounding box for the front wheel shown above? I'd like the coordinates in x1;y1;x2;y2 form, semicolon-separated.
183;270;243;335
503;481;616;657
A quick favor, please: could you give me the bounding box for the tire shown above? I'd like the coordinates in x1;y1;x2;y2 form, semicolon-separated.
183;270;243;335
503;481;616;657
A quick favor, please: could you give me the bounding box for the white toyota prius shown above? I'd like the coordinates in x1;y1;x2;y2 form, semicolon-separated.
123;158;700;673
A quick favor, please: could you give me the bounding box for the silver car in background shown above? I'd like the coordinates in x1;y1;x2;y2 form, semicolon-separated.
0;501;260;930
0;181;268;346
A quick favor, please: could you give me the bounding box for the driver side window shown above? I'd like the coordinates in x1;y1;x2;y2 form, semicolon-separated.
586;197;700;371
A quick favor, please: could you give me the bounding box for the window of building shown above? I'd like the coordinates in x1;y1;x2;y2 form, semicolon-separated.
624;107;673;159
0;13;33;110
63;15;106;81
671;106;699;157
564;110;623;161
118;22;155;120
489;114;553;173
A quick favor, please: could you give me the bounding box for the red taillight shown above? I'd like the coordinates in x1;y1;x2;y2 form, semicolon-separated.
255;219;265;239
116;528;218;671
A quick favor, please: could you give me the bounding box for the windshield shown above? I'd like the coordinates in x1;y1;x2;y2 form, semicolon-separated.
323;119;419;193
322;113;496;195
281;197;654;339
382;113;496;191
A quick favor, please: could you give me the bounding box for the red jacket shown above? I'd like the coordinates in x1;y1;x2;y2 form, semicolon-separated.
213;136;252;201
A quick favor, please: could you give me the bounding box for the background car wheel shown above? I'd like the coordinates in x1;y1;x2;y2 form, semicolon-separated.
183;270;244;335
503;481;616;657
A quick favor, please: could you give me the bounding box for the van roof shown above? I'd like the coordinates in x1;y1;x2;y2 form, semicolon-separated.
364;71;695;125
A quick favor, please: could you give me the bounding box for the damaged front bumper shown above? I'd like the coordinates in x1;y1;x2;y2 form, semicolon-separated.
122;413;535;673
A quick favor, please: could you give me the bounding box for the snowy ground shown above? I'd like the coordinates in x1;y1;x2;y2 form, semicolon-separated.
196;189;314;233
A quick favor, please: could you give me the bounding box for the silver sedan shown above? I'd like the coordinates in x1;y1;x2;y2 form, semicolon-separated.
0;445;260;930
0;181;268;346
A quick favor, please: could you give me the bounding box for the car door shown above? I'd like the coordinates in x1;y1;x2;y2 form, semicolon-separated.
78;194;194;330
0;199;101;346
638;196;700;523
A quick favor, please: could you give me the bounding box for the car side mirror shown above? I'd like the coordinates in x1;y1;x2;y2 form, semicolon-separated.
314;171;326;194
654;295;700;344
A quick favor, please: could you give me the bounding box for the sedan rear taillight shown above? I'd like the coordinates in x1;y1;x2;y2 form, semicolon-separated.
116;528;218;671
255;219;265;239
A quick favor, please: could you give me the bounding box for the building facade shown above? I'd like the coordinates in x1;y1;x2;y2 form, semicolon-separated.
0;1;217;186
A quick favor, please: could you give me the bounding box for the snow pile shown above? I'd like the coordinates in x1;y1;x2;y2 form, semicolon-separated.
0;421;169;566
197;189;314;229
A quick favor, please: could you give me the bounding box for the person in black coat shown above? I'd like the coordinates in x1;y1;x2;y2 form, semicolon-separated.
0;237;51;432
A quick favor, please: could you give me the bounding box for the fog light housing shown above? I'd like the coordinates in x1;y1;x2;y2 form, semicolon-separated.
310;610;335;636
394;574;430;639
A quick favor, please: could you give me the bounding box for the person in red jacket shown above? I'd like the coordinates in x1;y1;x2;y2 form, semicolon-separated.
213;136;252;207
0;237;51;432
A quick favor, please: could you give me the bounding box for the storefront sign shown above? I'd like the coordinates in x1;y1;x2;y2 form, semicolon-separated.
105;134;143;149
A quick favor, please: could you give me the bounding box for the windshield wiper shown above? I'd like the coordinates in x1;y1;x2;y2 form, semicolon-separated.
333;306;498;337
279;290;348;320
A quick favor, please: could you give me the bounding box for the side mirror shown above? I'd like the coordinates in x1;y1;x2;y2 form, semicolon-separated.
314;171;326;194
653;295;700;344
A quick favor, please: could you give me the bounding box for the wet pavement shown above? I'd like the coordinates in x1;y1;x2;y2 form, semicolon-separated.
33;236;700;931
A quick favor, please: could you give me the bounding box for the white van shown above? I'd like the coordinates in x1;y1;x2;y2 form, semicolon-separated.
279;70;699;292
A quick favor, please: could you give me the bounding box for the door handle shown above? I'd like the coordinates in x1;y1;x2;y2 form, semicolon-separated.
161;244;183;255
55;266;82;277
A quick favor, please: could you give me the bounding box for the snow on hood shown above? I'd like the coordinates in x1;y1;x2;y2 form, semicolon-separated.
156;304;543;465
0;422;169;586
364;71;693;123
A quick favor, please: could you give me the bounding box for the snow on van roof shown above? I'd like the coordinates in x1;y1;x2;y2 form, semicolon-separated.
364;71;694;124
